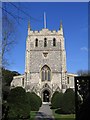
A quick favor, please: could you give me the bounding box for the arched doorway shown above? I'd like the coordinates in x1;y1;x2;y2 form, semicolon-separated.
43;90;50;102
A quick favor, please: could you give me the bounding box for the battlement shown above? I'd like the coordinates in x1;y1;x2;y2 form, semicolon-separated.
28;28;63;36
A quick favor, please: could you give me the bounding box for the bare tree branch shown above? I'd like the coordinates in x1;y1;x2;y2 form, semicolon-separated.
2;15;16;67
1;2;41;67
77;70;90;76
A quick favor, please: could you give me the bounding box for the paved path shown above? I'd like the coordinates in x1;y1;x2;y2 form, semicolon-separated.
35;104;55;120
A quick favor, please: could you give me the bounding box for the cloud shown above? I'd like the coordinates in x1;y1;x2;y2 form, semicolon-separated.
80;47;88;52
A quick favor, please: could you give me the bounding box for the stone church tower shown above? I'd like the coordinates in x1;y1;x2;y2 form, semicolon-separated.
11;19;76;103
24;20;67;102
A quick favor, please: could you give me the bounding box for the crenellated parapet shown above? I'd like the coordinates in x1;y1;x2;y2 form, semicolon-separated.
28;29;63;36
27;20;64;37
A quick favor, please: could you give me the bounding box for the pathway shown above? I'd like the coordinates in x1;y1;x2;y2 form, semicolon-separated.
35;103;55;120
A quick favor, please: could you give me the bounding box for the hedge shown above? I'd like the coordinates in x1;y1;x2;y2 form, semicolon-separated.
7;87;31;119
51;91;63;109
26;92;42;111
51;89;75;114
62;88;75;114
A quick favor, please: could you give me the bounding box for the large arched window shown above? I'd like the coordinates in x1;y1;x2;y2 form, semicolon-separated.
53;38;56;46
35;38;38;47
44;38;47;47
41;65;51;81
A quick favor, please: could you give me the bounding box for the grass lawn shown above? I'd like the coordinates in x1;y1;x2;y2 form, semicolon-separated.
30;111;37;120
53;109;75;120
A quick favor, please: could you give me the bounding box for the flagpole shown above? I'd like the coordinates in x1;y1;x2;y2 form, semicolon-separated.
44;12;46;28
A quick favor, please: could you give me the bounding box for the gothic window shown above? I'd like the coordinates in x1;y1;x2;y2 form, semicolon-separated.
67;77;69;84
44;38;47;47
35;38;38;47
48;71;50;81
22;78;24;86
42;71;44;81
41;65;51;81
53;38;56;46
45;70;47;80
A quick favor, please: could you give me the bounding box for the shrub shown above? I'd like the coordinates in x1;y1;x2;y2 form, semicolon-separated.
8;103;30;119
62;88;75;114
51;91;63;109
26;92;42;111
7;87;31;119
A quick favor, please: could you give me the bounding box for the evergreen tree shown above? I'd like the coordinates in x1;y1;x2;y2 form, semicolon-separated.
62;88;75;114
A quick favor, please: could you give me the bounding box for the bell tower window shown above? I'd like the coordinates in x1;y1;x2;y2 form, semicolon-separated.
44;38;47;47
35;38;38;47
53;38;56;46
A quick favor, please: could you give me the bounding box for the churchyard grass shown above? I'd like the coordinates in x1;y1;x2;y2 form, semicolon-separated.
30;111;37;120
53;109;75;120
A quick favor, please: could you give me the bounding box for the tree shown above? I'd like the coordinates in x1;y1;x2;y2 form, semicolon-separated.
76;71;90;103
51;91;63;109
77;70;90;76
62;88;75;114
75;75;90;103
2;15;16;67
7;87;31;119
75;76;90;120
2;68;20;101
2;2;39;67
2;69;20;120
2;68;20;86
77;92;90;120
2;2;21;67
26;92;42;111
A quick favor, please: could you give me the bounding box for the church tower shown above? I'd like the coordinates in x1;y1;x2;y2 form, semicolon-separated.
11;18;76;103
24;20;67;102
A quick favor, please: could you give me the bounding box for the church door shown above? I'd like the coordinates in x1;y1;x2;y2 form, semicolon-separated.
43;90;50;102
